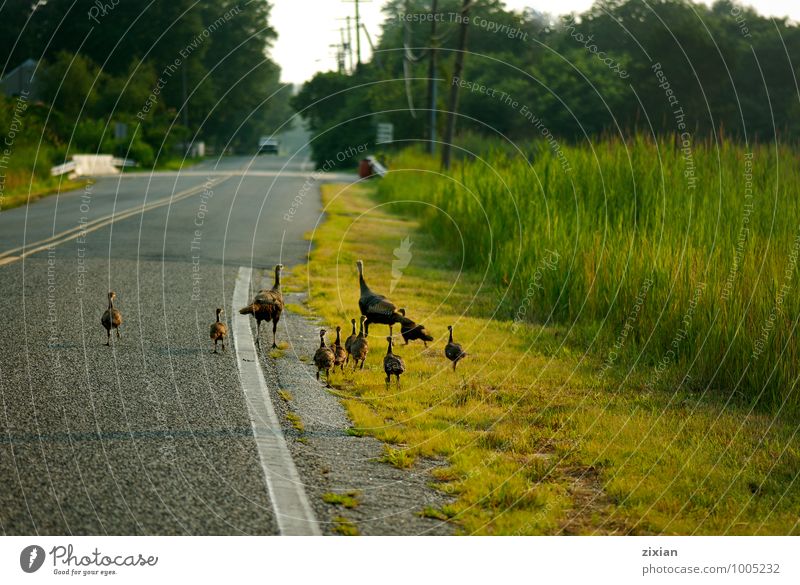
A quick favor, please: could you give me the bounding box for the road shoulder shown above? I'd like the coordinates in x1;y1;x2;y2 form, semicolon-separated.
254;284;453;536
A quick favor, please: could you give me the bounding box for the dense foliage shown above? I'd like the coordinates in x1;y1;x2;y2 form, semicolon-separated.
294;0;800;166
0;0;291;170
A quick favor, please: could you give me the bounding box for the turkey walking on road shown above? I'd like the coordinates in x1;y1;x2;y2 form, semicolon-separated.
210;308;227;353
383;336;406;389
313;329;335;387
445;325;467;371
356;259;403;337
101;291;122;346
239;264;283;348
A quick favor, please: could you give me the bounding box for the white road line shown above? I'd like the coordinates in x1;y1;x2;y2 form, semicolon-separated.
232;266;320;536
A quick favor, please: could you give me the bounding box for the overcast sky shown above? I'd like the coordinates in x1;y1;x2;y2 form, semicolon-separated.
271;0;800;85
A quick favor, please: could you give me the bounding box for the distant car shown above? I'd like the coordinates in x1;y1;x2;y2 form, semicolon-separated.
258;137;279;154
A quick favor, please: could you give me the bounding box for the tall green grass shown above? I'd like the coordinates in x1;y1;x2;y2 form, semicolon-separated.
375;138;800;414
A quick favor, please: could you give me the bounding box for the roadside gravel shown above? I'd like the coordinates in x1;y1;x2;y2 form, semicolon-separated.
253;275;453;536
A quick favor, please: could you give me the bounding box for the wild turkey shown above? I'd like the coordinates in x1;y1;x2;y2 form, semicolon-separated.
313;329;335;387
383;336;406;389
445;325;467;370
349;315;369;370
239;264;283;348
333;325;347;372
356;259;403;337
398;308;434;347
100;291;122;346
210;308;227;353
344;318;357;364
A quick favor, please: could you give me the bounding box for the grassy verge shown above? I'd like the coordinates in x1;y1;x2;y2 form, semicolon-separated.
288;181;799;535
1;176;89;212
0;154;205;213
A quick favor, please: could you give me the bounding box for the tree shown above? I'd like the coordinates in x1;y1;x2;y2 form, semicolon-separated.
39;51;103;118
441;0;472;169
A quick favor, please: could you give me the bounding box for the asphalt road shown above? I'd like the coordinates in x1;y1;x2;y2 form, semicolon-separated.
0;153;349;535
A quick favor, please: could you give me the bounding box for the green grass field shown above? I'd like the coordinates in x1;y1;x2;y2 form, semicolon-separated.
375;140;800;416
288;165;799;535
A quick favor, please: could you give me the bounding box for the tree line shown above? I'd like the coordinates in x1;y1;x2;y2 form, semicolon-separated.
294;0;800;168
0;0;290;168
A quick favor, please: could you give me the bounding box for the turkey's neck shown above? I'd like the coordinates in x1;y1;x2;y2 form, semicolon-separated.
358;268;369;295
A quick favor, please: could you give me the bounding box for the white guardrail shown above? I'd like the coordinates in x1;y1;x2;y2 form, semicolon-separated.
50;156;137;177
49;161;77;176
111;157;137;167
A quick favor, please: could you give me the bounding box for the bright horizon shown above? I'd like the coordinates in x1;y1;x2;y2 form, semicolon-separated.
271;0;800;85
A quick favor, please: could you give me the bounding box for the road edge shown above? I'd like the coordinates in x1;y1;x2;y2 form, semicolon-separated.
232;265;320;536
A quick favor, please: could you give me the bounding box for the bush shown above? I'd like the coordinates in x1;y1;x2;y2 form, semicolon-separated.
115;137;154;167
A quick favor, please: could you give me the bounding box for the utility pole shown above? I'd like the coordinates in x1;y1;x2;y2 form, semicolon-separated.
330;43;345;73
342;0;370;67
403;0;415;116
346;16;354;72
427;0;439;155
340;27;348;71
355;0;361;65
441;0;471;169
337;16;355;72
360;22;380;68
181;63;189;155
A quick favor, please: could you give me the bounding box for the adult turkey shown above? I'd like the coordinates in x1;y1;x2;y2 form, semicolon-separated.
398;308;434;347
356;259;403;337
239;264;283;348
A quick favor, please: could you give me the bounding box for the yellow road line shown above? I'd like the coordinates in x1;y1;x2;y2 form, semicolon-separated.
0;175;232;265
